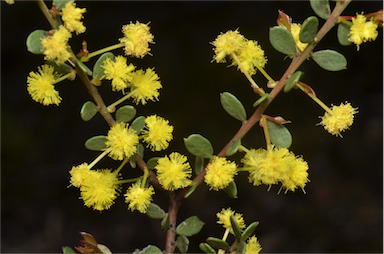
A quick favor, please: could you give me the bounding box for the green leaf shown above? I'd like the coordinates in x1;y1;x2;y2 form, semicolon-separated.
269;26;296;55
299;16;319;43
230;215;242;240
76;59;93;76
199;243;216;254
226;139;241;156
194;156;205;175
310;0;331;19
253;93;269;107
133;245;163;254
267;120;292;148
93;52;115;80
284;71;304;93
161;213;170;231
312;50;347;71
206;237;229;250
116;105;136;123
184;184;197;198
236;241;246;254
146;203;166;219
46;61;72;75
97;244;112;254
184;134;214;159
53;0;72;10
176;216;205;237
62;246;76;254
176;235;189;254
337;23;352;46
130;143;143;168
220;92;247;121
224;180;238;199
26;30;47;54
131;116;146;134
85;135;107;151
241;222;259;240
147;157;160;170
80;101;98;121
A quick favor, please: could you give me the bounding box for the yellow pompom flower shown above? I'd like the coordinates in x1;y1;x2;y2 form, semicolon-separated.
155;152;192;190
291;23;308;52
102;56;135;92
119;21;154;58
245;236;262;254
27;64;62;106
80;169;121;211
349;14;378;49
212;30;246;63
69;163;91;187
204;156;237;190
141;115;173;151
320;102;358;137
41;25;72;64
129;68;162;105
61;1;86;34
125;183;154;213
236;40;267;75
105;122;139;160
216;208;246;233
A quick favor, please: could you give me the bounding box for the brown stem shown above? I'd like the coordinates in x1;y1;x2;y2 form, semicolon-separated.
164;194;180;254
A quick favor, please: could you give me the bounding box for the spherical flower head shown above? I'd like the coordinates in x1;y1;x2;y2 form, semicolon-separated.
212;30;246;63
69;163;91;187
105;122;139;160
204;156;237;190
27;64;62;106
216;208;245;234
280;155;309;193
102;56;135;92
61;1;86;35
236;40;267;75
125;183;154;213
141;115;173;151
291;23;308;52
349;14;378;49
245;236;262;254
155;152;192;190
80;169;121;211
129;68;162;105
320;102;358;137
119;21;154;58
41;25;72;64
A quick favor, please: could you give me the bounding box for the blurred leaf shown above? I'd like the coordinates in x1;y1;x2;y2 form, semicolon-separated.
269;26;296;55
116;105;136;123
146;203;166;219
267;120;292;148
80;101;98;121
230;215;242;240
226;139;241;156
224;180;238;199
47;61;72;75
194;156;205;175
133;245;162;254
337;23;352;46
97;244;112;254
147;157;160;170
53;0;72;10
236;241;246;254
85;135;107;151
241;221;259;240
161;213;170;231
131;116;146;133
310;0;331;19
199;243;216;254
26;30;47;54
76;59;93;76
220;92;247;121
93;52;115;80
176;235;189;253
184;184;197;198
176;216;205;237
253;93;269;107
206;237;229;250
62;246;76;254
312;50;347;71
184;134;214;159
299;16;319;43
284;71;304;93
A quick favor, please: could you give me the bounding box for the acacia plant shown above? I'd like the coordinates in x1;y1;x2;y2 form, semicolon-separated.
14;0;382;253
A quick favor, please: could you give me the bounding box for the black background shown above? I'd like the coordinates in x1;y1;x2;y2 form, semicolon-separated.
1;1;383;253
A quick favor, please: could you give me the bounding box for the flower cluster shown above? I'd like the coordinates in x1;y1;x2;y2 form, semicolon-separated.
216;208;245;234
41;25;72;64
125;182;154;213
204;156;237;190
105;122;139;160
119;21;154;58
242;146;309;193
320;102;358;137
141;115;173;151
245;236;262;254
212;30;267;75
349;13;379;49
129;68;162;105
102;56;135;92
291;23;308;52
61;1;86;35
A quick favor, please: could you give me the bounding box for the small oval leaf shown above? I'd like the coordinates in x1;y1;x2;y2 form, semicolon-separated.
310;0;331;19
284;71;304;93
62;246;76;254
176;235;189;254
269;26;296;55
300;16;319;43
116;105;136;123
53;0;72;10
226;139;241;156
230;215;242;240
184;134;214;159
220;92;247;121
224;180;238;199
26;30;47;54
184;184;197;199
312;50;347;71
93;52;115;80
176;216;205;237
266;120;292;148
337;23;352;46
241;221;259;240
46;61;72;75
194;156;205;175
206;237;229;250
253;93;269;107
133;245;163;254
131;116;146;133
80;101;98;121
146;203;166;219
236;241;246;254
147;157;161;170
85;135;107;151
199;243;216;254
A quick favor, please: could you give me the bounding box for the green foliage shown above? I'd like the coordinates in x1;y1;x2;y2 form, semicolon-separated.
146;203;166;219
93;52;115;80
184;134;214;159
220;92;247;121
62;246;76;254
206;237;229;251
284;71;304;93
116;105;137;123
85;135;107;151
269;26;296;55
253;93;269;107
133;245;163;254
52;0;72;10
310;0;331;19
26;30;47;54
176;216;205;237
146;157;160;169
176;235;189;253
80;101;98;121
236;241;246;254
267;120;292;148
230;215;243;240
131;116;146;133
300;16;319;43
312;49;347;71
199;243;216;254
226;139;241;156
194;156;205;175
337;23;352;46
241;222;259;240
224;180;238;198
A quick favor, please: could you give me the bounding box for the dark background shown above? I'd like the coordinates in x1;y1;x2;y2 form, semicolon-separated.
1;1;383;253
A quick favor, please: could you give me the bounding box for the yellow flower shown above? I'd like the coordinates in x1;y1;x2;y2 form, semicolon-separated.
320;102;358;137
119;21;154;58
141;115;173;151
125;183;154;213
291;23;308;52
105;122;139;160
27;64;62;106
80;169;121;211
69;163;91;187
155;152;192;190
41;25;72;64
216;208;246;233
61;1;86;34
349;14;378;49
102;56;135;92
204;156;237;190
236;40;267;75
212;30;246;63
129;68;162;105
245;236;262;254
